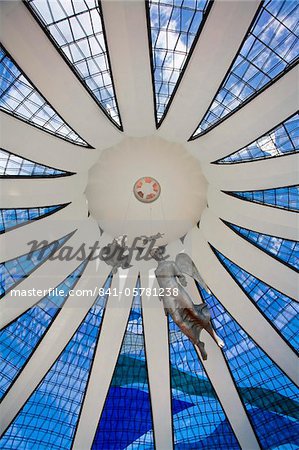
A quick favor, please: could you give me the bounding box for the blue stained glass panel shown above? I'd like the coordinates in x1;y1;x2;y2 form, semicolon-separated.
197;284;299;449
148;0;211;123
0;148;69;177
0;231;74;298
227;222;299;271
0;45;87;145
227;185;299;212
92;281;156;449
216;113;299;163
214;248;299;352
26;0;121;127
0;276;111;450
0;259;89;400
0;204;67;234
169;316;240;449
193;0;299;137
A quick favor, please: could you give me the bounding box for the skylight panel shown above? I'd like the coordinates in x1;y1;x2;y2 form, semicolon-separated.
197;284;299;449
0;231;74;298
168;316;240;449
226;185;299;212
226;222;299;271
92;281;155;449
214;249;299;352
0;45;87;145
147;0;211;125
0;204;68;234
26;0;121;128
0;148;71;177
215;112;299;163
0;259;89;400
192;0;299;138
0;276;111;449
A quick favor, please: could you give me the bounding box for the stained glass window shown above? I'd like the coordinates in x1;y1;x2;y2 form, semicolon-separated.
226;185;299;212
213;248;299;352
26;0;121;128
192;0;299;137
0;204;68;234
216;112;299;163
0;259;89;400
0;231;74;298
147;0;211;124
92;281;155;449
225;222;299;271
0;276;111;450
169;316;240;449
0;147;70;177
198;284;299;449
0;45;88;145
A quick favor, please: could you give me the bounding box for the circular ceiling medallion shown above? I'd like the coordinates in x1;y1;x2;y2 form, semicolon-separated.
133;176;161;203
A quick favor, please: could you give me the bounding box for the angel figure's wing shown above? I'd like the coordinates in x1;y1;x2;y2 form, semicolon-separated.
175;253;210;292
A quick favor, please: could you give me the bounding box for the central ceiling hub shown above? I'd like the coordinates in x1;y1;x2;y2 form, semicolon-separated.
86;136;207;245
133;176;161;203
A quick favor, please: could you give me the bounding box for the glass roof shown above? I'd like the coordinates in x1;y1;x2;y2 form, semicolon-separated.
198;284;299;449
147;0;211;124
0;231;74;298
0;148;71;177
26;0;122;128
226;221;299;271
0;259;88;400
192;0;299;137
0;45;88;146
0;205;68;234
216;112;299;164
214;248;299;353
226;185;299;212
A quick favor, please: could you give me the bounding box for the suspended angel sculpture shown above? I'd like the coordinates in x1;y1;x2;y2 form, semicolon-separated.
151;248;224;360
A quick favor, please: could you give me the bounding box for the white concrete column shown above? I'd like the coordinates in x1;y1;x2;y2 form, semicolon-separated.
0;173;88;207
187;66;299;163
0;112;99;173
208;187;299;242
72;268;139;450
101;0;155;136
0;216;100;327
140;260;173;450
200;209;298;301
185;226;298;385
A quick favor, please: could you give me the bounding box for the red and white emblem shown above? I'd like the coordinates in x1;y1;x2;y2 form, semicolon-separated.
133;176;161;203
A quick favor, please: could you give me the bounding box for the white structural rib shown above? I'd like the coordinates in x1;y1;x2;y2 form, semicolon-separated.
0;0;122;150
0;173;87;207
188;65;299;163
186;227;298;385
208;187;299;242
201;209;298;300
0;216;99;328
101;0;155;136
0;112;99;173
72;268;139;450
140;261;173;450
185;281;260;449
0;198;87;261
0;256;111;436
158;0;260;142
202;153;299;191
